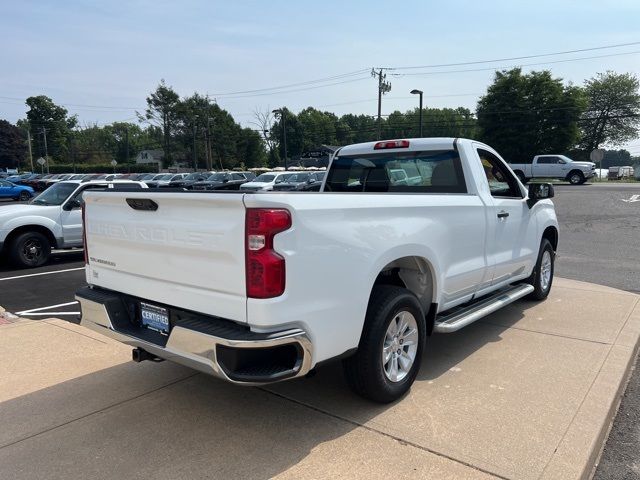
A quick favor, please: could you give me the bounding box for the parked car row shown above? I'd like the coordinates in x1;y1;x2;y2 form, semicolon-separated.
241;171;325;192
0;178;148;267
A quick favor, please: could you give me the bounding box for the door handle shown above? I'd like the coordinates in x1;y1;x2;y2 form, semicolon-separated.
497;211;509;219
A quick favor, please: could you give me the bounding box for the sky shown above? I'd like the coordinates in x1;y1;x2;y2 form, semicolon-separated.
1;0;640;155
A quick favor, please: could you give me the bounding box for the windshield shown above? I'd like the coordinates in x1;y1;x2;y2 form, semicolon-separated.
154;174;172;180
206;173;228;181
255;174;275;182
31;182;78;206
183;173;202;180
292;173;310;182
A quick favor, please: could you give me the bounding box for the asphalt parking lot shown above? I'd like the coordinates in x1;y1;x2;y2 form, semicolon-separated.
0;181;639;478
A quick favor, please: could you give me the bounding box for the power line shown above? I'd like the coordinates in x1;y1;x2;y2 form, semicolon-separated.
389;50;640;77
207;69;370;97
381;41;640;70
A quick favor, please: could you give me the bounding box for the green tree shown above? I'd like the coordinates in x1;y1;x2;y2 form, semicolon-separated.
270;108;304;162
339;114;377;143
296;107;338;152
103;122;156;164
139;79;181;164
236;128;267;168
0;120;27;170
23;95;77;162
580;72;640;152
477;68;586;162
409;107;477;138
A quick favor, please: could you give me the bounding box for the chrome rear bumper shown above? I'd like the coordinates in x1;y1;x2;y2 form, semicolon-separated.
76;287;313;385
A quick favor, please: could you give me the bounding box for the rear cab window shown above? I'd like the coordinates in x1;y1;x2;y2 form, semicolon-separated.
325;149;467;193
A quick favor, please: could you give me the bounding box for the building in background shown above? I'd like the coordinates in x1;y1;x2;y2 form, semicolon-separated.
135;149;164;171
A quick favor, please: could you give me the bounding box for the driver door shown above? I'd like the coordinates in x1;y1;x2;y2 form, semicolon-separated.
477;148;538;286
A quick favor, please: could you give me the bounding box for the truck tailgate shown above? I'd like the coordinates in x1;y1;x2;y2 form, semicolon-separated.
83;191;247;323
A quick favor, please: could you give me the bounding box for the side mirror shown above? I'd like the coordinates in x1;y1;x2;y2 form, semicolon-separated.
527;183;554;208
64;199;82;211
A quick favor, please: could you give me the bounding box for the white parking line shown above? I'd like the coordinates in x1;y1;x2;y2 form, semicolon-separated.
21;312;81;316
16;301;79;315
0;267;84;282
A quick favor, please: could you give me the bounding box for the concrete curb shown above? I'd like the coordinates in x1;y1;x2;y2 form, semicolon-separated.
541;296;640;480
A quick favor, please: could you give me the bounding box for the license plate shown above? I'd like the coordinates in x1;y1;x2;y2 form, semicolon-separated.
140;302;170;335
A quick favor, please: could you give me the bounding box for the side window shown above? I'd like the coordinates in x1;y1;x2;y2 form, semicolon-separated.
538;156;560;164
478;149;522;198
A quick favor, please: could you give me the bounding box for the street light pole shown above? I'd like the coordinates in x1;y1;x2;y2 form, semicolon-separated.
410;89;424;137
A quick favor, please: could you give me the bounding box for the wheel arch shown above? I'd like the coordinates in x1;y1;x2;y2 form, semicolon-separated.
4;225;58;250
370;252;439;334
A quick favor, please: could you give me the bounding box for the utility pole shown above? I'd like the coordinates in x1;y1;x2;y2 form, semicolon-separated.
192;123;198;171
282;112;288;170
372;68;391;140
206;117;213;171
125;127;130;173
26;130;34;172
41;127;49;173
209;118;222;170
70;135;76;173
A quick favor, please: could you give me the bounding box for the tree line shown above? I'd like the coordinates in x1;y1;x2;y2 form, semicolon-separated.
1;70;639;171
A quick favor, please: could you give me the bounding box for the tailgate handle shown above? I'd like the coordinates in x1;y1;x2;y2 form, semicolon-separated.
126;198;158;211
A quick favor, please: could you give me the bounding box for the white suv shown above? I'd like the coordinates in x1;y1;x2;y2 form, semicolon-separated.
0;180;146;268
240;172;295;191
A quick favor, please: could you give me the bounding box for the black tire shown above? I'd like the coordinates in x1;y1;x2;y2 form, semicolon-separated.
567;171;584;185
526;238;554;300
18;191;31;202
515;171;527;184
343;285;426;403
8;231;51;268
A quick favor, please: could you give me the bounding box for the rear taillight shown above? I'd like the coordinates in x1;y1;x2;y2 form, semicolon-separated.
374;140;410;150
245;208;292;298
81;203;88;264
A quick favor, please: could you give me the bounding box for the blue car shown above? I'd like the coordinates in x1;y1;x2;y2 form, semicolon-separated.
0;179;34;201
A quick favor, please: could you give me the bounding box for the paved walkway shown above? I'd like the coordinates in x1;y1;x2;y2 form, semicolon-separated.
1;278;638;479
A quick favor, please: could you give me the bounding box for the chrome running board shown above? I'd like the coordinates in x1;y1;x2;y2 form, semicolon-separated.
434;284;534;333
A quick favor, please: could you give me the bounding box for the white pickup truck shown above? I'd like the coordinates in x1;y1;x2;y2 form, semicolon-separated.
0;180;146;268
509;154;596;185
76;138;559;403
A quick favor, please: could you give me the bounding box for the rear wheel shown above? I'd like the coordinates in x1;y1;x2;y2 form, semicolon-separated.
526;239;554;300
343;286;426;403
18;191;31;202
8;231;51;268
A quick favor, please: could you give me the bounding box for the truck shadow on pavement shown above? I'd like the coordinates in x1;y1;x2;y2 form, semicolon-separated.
0;250;84;273
0;303;531;479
